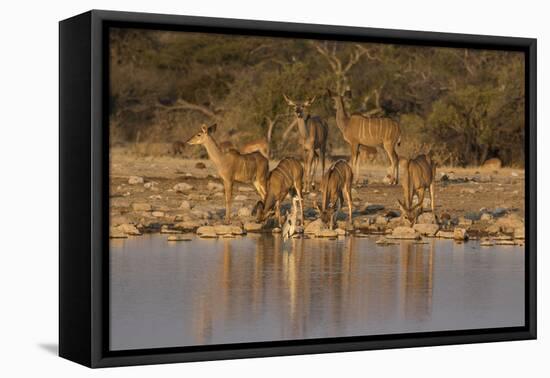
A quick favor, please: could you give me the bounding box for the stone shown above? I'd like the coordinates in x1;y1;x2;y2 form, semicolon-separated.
385;210;401;219
416;212;435;224
196;226;218;238
496;214;524;232
492;207;507;218
272;227;281;234
388;226;420;240
464;212;482;221
486;224;501;234
436;230;455;239
480;238;495;246
174;220;202;232
480;213;493;222
173;182;194;192
207;181;224;192
496;240;517;246
132;203;152;212
128;176;144;185
244;222;263;232
179;200;192;210
375;215;388;225
214;224;244;235
110;215;130;226
109;227;128;239
152;211;165;218
453;228;469;241
458;217;473;227
335;228;347;236
316;229;338;238
234;195;248;201
238;186;254;192
514;228;525;240
363;204;385;214
413;223;439;237
376;237;397;245
237;207;252;218
116;223;141;236
493;234;513;241
195;162;206;169
160;225;181;234
304;219;325;235
167;234;193;241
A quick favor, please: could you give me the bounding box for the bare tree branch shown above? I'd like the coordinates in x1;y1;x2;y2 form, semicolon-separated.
156;99;223;121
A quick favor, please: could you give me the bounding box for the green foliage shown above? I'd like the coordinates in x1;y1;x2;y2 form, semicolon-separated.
109;28;525;166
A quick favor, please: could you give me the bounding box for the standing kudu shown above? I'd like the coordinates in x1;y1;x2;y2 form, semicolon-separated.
316;160;354;229
283;95;328;192
255;157;305;226
328;89;401;185
397;154;437;225
187;124;268;223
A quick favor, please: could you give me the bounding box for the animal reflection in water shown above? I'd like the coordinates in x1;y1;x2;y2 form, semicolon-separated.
189;236;436;344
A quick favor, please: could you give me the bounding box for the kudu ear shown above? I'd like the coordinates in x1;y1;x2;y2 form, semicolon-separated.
283;94;295;106
304;96;316;107
200;124;208;133
207;123;217;134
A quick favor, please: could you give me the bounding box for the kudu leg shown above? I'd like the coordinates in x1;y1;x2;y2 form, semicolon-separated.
350;144;360;185
430;183;436;223
384;143;399;185
344;184;353;226
223;179;233;223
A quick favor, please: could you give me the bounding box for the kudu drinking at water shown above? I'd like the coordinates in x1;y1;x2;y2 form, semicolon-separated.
283;95;328;192
397;154;437;225
327;89;401;185
254;157;305;227
316;160;354;229
187;124;269;223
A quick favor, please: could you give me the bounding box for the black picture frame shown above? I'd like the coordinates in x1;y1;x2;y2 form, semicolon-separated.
59;9;537;368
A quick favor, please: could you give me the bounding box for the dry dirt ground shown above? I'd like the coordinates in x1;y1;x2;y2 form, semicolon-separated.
109;148;525;242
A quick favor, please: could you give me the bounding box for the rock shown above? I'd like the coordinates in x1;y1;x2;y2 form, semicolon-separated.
160;225;181;234
458;217;473;227
111;215;130;226
244;222;263;232
363;204;385;214
207;181;224;192
144;181;157;189
375;215;388;225
174;220;202;232
272;227;281;234
173;182;194;192
152;211;165;218
376;237;397;245
492;207;507;218
179;200;192;210
496;240;517;246
214;224;244;235
514;228;525;240
436;230;455;239
493;234;513;241
453;228;469;241
480;238;495;246
196;226;218;238
167;234;193;241
149;194;162;200
109;227;128;239
132;203;152;212
511;171;519;177
385;210;401;219
195;162;206;169
304;219;325;235
464;212;482;221
191;209;212;219
496;214;524;233
238;186;254;192
304;208;317;218
335;228;347;236
115;223;141;236
237;207;252;218
413;223;439;237
128;176;144;185
480;213;493;222
482;158;502;170
234;194;248;201
416;212;435;224
316;229;338;238
486;224;501;234
388;226;420;240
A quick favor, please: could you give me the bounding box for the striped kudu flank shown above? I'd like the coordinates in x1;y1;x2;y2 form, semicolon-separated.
316;160;354;229
328;90;401;184
284;95;328;192
187;124;269;223
397;154;437;225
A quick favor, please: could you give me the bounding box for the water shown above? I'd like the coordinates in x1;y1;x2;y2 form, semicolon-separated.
110;234;525;351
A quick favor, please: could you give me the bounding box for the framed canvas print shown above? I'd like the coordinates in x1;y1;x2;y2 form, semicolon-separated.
59;10;536;368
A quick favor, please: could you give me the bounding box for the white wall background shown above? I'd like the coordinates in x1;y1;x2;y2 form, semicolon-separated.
0;0;545;376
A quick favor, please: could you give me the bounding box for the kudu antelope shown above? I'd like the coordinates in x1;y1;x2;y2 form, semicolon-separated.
316;160;354;229
397;154;437;225
240;116;277;159
187;124;269;223
328;89;401;185
283;95;328;192
255;157;305;227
